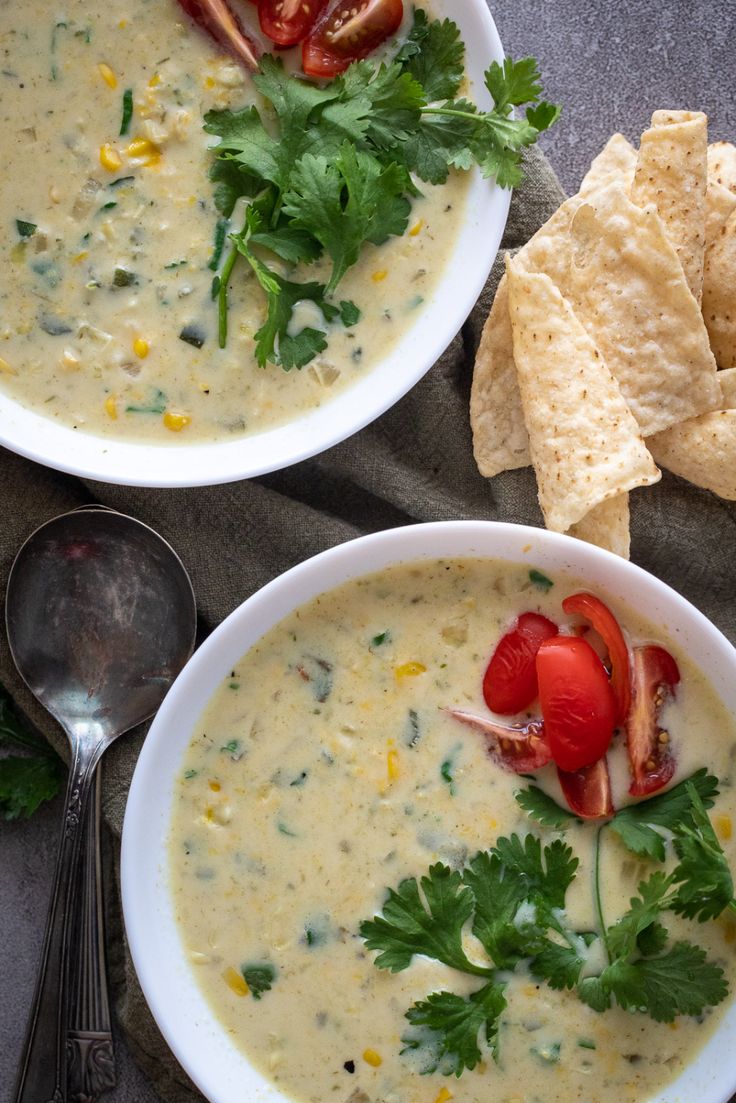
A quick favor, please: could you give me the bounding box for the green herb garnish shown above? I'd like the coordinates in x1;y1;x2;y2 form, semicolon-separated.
119;87;133;135
242;962;276;1000
203;14;558;366
0;690;64;820
363;777;735;1078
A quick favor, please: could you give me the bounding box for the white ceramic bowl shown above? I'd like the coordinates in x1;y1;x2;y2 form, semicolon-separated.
122;520;736;1103
0;3;509;488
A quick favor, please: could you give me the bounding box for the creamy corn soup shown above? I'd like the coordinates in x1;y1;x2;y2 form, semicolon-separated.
169;559;736;1103
0;0;467;442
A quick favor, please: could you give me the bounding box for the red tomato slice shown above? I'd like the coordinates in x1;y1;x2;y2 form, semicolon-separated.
557;757;614;819
258;0;329;46
626;644;680;797
176;0;260;69
561;592;631;725
302;0;404;78
446;710;552;774
483;612;558;716
536;636;616;772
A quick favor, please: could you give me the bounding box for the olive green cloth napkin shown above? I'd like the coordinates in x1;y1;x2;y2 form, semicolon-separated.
2;146;736;1102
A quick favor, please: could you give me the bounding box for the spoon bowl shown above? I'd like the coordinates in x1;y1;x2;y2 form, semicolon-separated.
7;510;197;739
7;508;196;1103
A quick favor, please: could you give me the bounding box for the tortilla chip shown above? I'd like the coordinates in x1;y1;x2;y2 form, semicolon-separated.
567;494;631;559
470;274;530;475
703;209;736;369
718;368;736;407
470;131;644;478
708;141;736;193
630;110;707;301
706;180;736;247
506;261;660;534
470;199;579;477
649;409;736;500
559;184;720;433
579;133;637;198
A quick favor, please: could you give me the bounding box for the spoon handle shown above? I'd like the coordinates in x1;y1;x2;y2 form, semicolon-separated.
13;740;102;1103
66;766;117;1103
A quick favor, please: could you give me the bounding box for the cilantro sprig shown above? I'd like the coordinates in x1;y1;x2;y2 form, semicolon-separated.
0;690;64;820
362;774;735;1078
204;13;559;367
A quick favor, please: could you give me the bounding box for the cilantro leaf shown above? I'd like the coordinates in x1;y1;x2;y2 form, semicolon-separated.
398;101;477;185
325;62;425;151
485;56;545;112
402;981;507;1076
360;862;489;976
232;223;335;370
610;769;719;861
209;158;265;217
399;12;465;103
0;755;64;820
606;872;674;960
0;693;64;820
463;837;577;969
492;834;578;911
580;943;727;1022
282;143;411;293
515;785;579;830
670;786;735;921
531;935;595;991
242;962;276;1000
249;224;322;265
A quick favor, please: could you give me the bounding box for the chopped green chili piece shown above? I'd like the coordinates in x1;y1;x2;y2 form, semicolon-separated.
16;219;37;238
112;267;137;288
529;568;554;592
179;324;206;349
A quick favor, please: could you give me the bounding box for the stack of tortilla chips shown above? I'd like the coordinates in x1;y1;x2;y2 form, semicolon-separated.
471;111;736;558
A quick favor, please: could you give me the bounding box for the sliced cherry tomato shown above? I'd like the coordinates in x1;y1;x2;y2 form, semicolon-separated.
258;0;329;46
561;592;631;725
302;0;404;78
626;644;680;797
536;636;616;772
446;710;552;774
483;612;558;715
177;0;260;70
557;757;614;819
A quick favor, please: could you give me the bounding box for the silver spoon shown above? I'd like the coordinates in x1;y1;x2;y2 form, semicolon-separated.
6;507;197;1103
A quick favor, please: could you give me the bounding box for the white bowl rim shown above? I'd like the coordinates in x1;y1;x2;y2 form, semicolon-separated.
122;520;736;1103
0;0;510;488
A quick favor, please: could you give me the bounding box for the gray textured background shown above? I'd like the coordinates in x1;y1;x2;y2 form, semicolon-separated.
2;1;736;1100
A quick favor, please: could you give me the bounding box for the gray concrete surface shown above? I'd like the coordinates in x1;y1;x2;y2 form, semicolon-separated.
2;1;735;1101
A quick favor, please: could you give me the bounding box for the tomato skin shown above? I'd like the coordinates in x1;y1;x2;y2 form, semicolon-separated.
258;0;329;47
446;710;552;774
302;0;404;78
561;592;631;725
176;0;260;69
626;645;680;796
558;757;614;819
536;636;617;772
483;612;558;715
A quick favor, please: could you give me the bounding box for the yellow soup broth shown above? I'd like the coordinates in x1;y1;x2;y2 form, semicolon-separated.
169;558;736;1103
0;0;468;442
